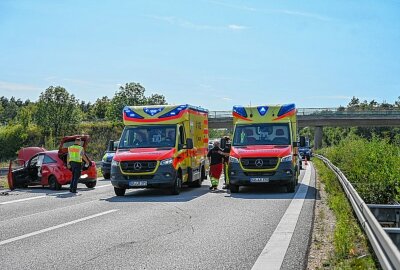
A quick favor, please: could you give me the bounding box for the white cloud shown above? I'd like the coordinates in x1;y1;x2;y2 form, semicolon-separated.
149;15;247;32
228;24;247;30
0;81;41;92
222;97;233;101
207;0;332;21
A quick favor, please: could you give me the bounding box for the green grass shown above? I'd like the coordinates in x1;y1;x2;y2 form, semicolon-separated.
96;167;103;178
314;159;378;270
0;176;8;189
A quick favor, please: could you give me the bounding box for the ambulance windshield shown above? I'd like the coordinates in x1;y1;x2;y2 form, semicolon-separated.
233;123;291;146
119;125;177;149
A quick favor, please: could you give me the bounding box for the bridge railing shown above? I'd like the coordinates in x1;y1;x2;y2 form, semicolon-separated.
208;108;400;118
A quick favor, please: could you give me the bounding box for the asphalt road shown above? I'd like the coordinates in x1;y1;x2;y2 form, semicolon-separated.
0;163;316;270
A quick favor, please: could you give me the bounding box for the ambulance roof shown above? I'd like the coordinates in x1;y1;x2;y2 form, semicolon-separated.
232;104;296;124
123;104;208;125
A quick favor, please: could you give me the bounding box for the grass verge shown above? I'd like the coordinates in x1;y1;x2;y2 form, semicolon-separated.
314;159;378;269
0;175;8;189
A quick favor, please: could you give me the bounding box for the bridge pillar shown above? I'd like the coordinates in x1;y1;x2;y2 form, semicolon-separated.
314;126;323;149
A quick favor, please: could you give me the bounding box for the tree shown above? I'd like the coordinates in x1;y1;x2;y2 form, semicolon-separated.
106;82;167;121
35;86;82;136
89;96;111;120
147;94;167;105
17;103;38;127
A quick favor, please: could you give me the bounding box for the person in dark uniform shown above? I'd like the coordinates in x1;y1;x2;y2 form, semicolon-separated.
222;136;231;189
207;141;225;191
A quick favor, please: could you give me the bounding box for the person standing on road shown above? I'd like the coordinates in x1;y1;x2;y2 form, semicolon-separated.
207;141;225;191
222;136;231;189
68;138;90;193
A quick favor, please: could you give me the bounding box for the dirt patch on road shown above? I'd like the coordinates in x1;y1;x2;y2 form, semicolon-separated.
307;174;336;269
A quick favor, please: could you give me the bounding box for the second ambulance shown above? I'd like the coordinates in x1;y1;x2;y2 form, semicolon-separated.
227;104;303;193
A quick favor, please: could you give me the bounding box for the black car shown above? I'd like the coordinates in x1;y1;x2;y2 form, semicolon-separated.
101;140;119;179
298;146;312;160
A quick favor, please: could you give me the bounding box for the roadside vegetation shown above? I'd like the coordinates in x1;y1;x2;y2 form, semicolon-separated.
319;136;400;204
313;159;378;269
0;82;166;161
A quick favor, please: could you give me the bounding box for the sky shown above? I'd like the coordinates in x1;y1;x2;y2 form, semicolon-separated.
0;0;399;110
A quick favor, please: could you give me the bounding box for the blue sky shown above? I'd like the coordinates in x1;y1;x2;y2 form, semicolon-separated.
0;0;399;110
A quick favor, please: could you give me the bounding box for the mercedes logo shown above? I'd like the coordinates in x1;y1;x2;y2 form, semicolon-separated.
133;162;142;171
255;159;264;167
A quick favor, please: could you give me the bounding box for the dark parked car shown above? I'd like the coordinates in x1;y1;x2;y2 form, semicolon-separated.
299;146;312;160
101;140;119;179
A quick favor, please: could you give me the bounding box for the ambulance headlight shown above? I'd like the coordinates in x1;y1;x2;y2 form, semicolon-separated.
229;156;239;163
160;158;173;166
281;155;292;162
111;160;120;167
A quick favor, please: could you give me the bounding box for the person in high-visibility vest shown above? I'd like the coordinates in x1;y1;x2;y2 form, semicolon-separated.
68;138;90;193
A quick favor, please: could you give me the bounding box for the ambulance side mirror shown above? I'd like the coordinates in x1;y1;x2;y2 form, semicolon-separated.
220;138;226;149
299;136;306;147
185;138;194;150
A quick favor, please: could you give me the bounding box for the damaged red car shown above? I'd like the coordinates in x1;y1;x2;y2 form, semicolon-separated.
7;135;97;190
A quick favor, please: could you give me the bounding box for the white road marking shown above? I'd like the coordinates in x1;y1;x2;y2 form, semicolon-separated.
0;195;47;205
0;184;112;205
0;209;118;246
252;163;312;270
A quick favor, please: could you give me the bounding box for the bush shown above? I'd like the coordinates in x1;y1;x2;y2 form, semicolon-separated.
0;124;43;161
320;136;400;204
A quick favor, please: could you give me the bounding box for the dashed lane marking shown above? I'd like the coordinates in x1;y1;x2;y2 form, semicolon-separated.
0;209;118;246
0;184;112;205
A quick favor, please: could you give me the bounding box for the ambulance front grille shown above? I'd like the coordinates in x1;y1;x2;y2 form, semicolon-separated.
240;158;278;170
120;160;158;173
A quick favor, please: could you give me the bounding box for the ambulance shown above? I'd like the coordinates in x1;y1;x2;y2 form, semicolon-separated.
226;104;304;193
111;105;209;196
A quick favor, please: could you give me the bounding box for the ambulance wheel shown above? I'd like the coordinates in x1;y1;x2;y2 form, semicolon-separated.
201;166;207;180
48;176;61;190
286;177;296;193
114;187;126;196
170;175;182;195
230;184;239;193
85;182;96;188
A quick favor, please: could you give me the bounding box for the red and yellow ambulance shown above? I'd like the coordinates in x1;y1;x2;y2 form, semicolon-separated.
111;105;209;196
227;104;303;193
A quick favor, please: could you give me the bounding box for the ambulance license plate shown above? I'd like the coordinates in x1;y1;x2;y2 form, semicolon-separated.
250;178;269;183
129;181;147;187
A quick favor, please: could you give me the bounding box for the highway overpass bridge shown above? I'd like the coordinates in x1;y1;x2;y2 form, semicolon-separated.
208;108;400;149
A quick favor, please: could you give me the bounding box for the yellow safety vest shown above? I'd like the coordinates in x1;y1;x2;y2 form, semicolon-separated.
68;145;83;163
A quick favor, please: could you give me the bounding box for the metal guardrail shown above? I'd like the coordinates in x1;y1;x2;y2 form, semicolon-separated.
316;154;400;270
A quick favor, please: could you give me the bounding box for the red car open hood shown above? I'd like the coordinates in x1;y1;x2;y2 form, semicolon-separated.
230;145;292;158
115;148;176;162
17;147;47;163
58;135;90;155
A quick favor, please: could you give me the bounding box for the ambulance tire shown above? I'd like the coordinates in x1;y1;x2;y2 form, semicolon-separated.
170;175;182;195
189;178;202;188
48;176;61;190
229;184;239;193
114;187;126;196
286;176;296;193
201;166;207;180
